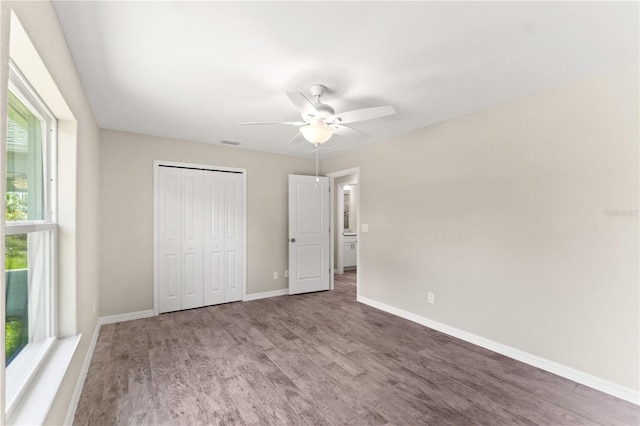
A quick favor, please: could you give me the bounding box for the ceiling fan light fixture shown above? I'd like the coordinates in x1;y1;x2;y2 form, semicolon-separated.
299;119;335;144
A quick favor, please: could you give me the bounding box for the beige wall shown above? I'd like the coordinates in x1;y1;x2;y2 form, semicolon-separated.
99;129;315;316
322;64;639;391
1;1;102;424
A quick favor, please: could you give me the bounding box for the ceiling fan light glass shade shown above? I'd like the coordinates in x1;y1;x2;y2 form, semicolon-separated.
300;121;335;144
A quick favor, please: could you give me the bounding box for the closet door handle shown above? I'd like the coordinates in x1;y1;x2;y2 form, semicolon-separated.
290;238;296;243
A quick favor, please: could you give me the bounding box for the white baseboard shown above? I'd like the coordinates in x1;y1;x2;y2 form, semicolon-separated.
244;288;289;301
64;322;100;425
357;295;639;406
63;310;156;424
98;309;156;325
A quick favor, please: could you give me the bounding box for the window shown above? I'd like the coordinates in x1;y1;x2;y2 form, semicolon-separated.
4;60;57;411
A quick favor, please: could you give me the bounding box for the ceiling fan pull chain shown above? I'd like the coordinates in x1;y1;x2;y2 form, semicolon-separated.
315;144;320;183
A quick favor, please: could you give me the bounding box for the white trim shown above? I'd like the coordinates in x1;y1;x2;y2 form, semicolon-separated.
357;295;639;405
153;162;160;315
242;170;248;302
4;221;56;235
5;337;56;416
336;184;345;274
153;160;246;175
64;322;100;425
7;335;81;425
98;309;156;326
244;289;289;301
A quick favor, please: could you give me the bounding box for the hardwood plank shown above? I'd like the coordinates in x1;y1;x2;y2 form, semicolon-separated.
74;270;639;425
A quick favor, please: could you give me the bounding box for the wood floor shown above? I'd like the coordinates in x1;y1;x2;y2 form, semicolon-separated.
74;270;639;425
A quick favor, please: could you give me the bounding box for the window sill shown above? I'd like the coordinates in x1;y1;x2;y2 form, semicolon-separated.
7;334;81;425
6;337;56;413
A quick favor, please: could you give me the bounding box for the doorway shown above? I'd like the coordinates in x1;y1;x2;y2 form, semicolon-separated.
327;167;360;299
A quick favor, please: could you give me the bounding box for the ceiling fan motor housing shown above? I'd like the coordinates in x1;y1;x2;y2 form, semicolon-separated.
309;84;326;98
315;103;335;118
305;84;335;120
301;103;335;121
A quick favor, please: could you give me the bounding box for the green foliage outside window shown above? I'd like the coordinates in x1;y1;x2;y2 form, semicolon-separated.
5;192;27;222
6;234;27;270
5;318;26;362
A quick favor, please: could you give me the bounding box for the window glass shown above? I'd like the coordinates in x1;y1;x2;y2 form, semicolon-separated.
4;65;55;374
6;90;45;222
5;234;28;365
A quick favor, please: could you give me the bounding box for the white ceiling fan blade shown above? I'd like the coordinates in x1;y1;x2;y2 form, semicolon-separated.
330;105;395;124
289;132;305;145
238;121;305;126
331;124;369;139
286;91;318;116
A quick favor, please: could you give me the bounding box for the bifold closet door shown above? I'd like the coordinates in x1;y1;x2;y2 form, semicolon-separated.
222;172;244;303
158;167;205;312
158;166;182;313
158;166;244;313
180;168;204;310
203;171;243;305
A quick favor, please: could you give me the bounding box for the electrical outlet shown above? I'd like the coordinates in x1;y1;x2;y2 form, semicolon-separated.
273;272;278;279
428;292;435;304
284;269;289;278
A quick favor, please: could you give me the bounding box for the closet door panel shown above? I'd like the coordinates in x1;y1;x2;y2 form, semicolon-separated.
224;173;244;302
203;171;225;306
158;167;182;313
181;169;204;310
156;165;244;313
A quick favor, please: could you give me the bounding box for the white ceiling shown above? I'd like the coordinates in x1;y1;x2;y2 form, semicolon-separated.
52;1;638;158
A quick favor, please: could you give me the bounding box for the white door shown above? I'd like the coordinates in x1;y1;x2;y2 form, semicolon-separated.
203;170;225;306
158;166;182;313
203;171;243;305
156;163;245;313
222;172;244;302
288;175;330;294
180;168;204;310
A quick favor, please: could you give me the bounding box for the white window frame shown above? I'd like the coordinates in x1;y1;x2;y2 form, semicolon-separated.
4;60;58;416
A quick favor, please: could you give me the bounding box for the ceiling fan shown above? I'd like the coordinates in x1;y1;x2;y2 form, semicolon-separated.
239;84;395;145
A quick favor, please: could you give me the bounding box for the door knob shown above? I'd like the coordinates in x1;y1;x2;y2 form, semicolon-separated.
290;238;296;243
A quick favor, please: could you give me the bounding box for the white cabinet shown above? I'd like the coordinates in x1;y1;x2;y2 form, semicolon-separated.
157;166;244;313
343;235;357;268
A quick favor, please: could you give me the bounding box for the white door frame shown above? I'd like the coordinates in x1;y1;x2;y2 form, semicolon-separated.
336;183;345;275
327;167;360;297
335;181;356;275
153;160;247;315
